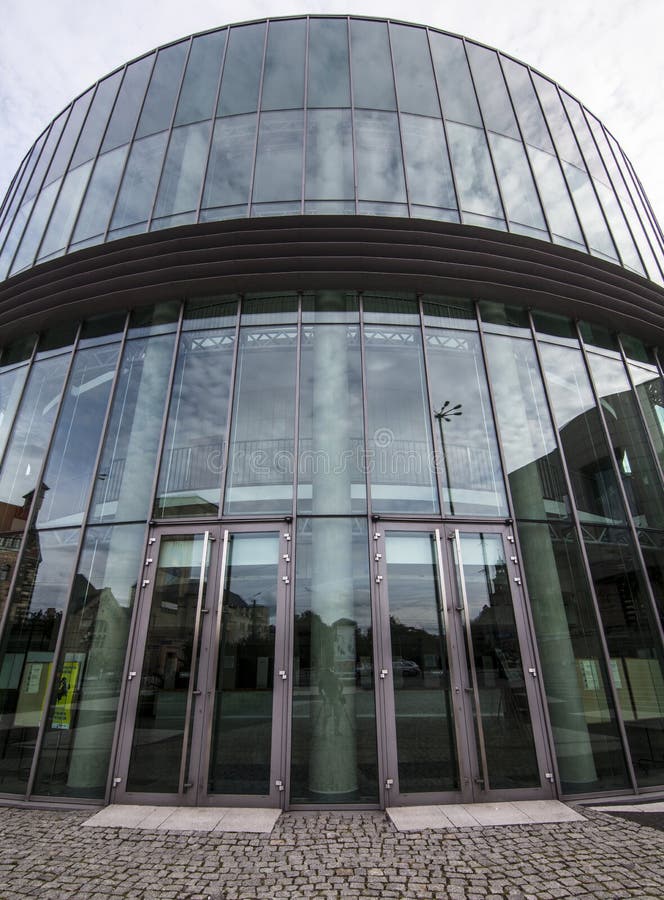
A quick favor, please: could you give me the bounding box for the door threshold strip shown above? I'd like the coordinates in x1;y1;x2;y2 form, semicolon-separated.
387;800;585;831
82;805;281;833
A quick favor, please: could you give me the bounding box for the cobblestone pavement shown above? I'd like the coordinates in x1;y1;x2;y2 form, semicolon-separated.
0;805;663;899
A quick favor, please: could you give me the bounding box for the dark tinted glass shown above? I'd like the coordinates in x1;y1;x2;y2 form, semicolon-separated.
101;56;153;152
110;132;169;232
25;111;68;201
350;19;396;110
390;24;439;117
70;72;123;168
307;18;350;107
218;23;265;117
45;90;94;184
202;114;256;210
305;110;353;201
136;42;188;139
71;146;128;245
153;121;211;220
175;30;226;126
261;18;306;110
253;111;303;203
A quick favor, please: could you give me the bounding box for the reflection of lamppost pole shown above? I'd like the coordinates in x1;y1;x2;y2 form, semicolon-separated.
434;401;462;514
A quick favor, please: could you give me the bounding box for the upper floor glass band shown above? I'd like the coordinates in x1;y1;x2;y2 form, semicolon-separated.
0;16;662;286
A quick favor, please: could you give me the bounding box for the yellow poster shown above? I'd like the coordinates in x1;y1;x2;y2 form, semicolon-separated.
52;660;80;730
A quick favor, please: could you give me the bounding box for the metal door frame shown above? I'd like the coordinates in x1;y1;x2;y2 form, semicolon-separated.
374;520;555;807
111;521;292;808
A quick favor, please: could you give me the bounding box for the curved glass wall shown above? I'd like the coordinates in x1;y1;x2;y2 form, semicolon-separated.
0;291;663;802
1;16;663;284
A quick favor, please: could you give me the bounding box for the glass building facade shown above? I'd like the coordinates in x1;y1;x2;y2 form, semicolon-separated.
0;16;664;809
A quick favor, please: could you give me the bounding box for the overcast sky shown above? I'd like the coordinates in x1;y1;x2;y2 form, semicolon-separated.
1;0;662;223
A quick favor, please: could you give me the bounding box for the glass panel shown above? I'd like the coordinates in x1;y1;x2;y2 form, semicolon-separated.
208;532;278;794
135;42;188;139
390;24;439;117
217;23;266;117
37;162;93;260
423;295;476;330
302;290;359;323
364;325;437;514
0;359;31;466
126;533;209;793
290;517;378;803
500;57;554;154
355;110;406;204
33;524;143;797
202;114;256;210
583;526;664;788
10;178;61;275
252;111;303;203
465;43;518;138
261;19;306;111
350;19;396;111
385;532;459;792
456;532;539;788
538;342;626;524
224;326;297;515
401;115;456;212
45;91;94;185
307;18;350;108
561;161;617;261
0;354;70;620
70;72;123;168
532;75;584;169
593;179;644;274
90;334;175;524
153;122;211;220
25;111;68;202
0;198;35;281
0;529;79;794
363;293;419;325
155;328;235;518
298;324;365;514
446;122;504;226
109;132;169;233
36;342;120;529
429;32;481;127
305;109;353;201
175;30;226;126
528;147;584;249
484;333;568;520
628;360;664;472
488;133;547;238
71;146;128;247
517;520;629;792
240;293;297;325
101;56;153;153
427;329;507;517
586;351;664;529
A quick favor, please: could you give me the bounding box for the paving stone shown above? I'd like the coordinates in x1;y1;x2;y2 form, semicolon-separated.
0;804;663;898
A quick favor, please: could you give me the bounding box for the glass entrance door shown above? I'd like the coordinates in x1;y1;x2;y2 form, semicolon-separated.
375;523;553;804
112;523;291;806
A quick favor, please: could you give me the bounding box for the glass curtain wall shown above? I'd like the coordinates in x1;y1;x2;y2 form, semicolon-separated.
0;292;664;799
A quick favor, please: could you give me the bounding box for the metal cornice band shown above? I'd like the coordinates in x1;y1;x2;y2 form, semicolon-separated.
1;215;663;342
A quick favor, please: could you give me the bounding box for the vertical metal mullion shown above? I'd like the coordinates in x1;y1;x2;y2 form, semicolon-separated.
358;293;373;515
0;333;39;472
496;54;553;244
218;297;243;515
300;18;310;215
291;294;303;519
527;67;590;254
528;313;637;792
103;52;160;242
618;334;664;494
461;40;510;231
418;295;445;516
426;28;461;222
194;28;230;222
474;305;557;786
5;322;85;799
386;21;411;217
178;530;211;794
146;37;194;230
246;22;270;215
576;322;664;666
65;67;128;256
146;301;186;518
347;17;360;215
452;528;491;788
